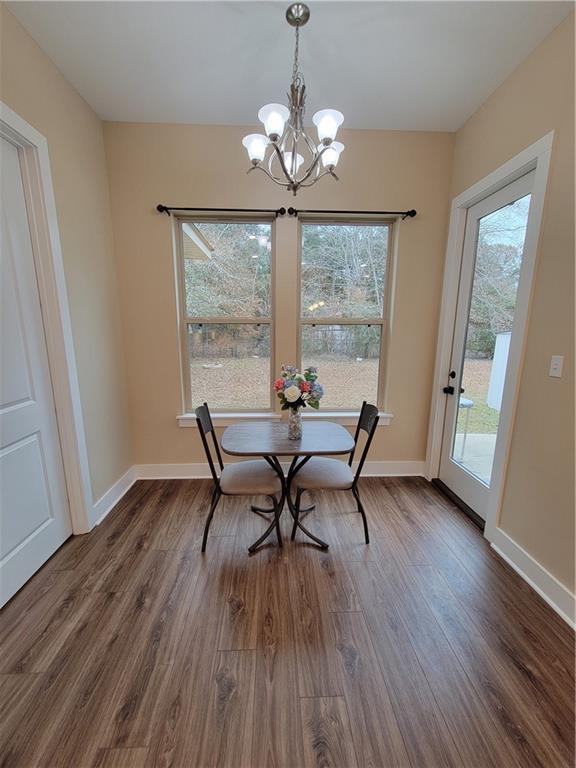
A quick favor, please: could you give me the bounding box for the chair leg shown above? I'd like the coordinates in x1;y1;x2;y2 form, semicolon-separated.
352;486;370;544
201;488;221;553
291;488;303;541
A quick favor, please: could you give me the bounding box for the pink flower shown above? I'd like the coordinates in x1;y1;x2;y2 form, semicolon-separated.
274;378;285;392
299;381;311;393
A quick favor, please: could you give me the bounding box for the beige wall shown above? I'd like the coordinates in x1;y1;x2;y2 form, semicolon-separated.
0;6;132;501
103;122;454;465
451;14;575;590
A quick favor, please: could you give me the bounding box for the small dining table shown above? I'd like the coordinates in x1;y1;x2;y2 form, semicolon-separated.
221;420;355;551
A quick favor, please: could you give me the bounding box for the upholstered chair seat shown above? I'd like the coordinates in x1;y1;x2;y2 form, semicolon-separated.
293;457;354;491
220;460;282;496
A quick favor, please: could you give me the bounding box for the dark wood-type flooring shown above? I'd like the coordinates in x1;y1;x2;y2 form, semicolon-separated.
1;477;574;767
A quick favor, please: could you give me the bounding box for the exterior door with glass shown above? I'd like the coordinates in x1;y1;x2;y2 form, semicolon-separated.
438;170;535;520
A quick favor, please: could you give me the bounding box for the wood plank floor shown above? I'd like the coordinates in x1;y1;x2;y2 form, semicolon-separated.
0;477;574;767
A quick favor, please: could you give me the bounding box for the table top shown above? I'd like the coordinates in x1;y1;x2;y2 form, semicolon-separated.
221;421;355;457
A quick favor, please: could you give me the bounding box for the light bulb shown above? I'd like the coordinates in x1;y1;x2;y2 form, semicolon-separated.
242;134;269;164
258;104;290;141
313;109;344;145
319;141;344;169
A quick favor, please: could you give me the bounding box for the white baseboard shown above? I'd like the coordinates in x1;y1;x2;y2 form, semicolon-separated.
134;463;213;479
133;460;425;480
92;466;138;526
361;460;425;477
490;528;575;628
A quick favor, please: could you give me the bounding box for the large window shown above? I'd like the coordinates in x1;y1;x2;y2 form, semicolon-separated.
177;216;392;415
300;221;390;409
179;219;273;410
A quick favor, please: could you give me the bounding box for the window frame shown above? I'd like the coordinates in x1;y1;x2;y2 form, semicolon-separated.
175;214;276;414
297;216;395;412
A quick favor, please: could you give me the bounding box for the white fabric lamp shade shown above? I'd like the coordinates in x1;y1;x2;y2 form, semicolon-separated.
319;141;344;168
258;103;290;140
242;133;269;164
312;109;344;144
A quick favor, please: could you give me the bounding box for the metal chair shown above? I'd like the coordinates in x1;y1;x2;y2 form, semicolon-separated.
195;403;283;553
290;401;379;544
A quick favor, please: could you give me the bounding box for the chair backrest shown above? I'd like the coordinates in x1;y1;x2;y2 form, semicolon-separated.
348;401;379;483
195;402;224;486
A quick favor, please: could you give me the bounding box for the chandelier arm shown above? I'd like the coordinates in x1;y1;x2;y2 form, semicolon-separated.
293;144;331;187
270;141;295;185
300;127;322;180
250;162;291;187
300;125;318;158
278;122;291;152
299;168;337;188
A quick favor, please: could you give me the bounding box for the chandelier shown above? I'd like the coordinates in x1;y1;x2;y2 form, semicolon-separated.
242;3;344;196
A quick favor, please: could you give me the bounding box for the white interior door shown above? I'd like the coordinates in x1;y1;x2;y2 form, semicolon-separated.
0;136;72;607
438;170;535;520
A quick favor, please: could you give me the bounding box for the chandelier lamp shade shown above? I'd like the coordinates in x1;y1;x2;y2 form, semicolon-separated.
242;3;345;195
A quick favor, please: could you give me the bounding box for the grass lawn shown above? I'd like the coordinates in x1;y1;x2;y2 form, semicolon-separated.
190;355;500;435
459;358;500;434
190;357;380;410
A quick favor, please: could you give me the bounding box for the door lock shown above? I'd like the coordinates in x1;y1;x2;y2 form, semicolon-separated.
443;371;463;396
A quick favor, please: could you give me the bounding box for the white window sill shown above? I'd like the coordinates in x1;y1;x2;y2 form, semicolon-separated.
177;411;393;427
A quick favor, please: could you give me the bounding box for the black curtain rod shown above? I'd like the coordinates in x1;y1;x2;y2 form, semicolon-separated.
285;207;417;220
157;204;417;220
157;204;286;217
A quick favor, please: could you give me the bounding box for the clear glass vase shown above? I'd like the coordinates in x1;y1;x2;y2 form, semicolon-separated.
288;407;302;440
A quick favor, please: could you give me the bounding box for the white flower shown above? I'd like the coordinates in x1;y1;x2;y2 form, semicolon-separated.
284;385;301;403
294;373;305;381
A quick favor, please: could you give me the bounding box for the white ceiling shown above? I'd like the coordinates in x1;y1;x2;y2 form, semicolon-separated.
8;1;573;131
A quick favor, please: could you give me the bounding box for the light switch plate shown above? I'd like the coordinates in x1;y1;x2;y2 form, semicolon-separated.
549;355;564;378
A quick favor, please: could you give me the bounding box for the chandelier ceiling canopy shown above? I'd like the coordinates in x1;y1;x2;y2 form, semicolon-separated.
242;3;344;196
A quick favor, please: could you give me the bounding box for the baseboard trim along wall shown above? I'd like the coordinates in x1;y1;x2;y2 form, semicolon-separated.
91;460;425;522
491;528;575;629
133;460;426;480
92;466;138;526
90;461;574;628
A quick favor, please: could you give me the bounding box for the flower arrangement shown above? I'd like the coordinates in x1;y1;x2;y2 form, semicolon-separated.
274;365;324;411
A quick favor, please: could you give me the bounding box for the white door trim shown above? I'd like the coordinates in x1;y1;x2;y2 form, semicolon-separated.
426;131;554;542
0;102;93;533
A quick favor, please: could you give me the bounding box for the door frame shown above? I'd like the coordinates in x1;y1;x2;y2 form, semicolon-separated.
426;131;553;542
1;102;93;534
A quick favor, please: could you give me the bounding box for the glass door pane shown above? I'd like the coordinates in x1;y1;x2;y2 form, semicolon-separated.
451;194;531;485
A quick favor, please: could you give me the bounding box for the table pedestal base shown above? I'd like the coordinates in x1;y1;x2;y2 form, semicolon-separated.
247;456;328;553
